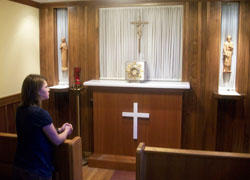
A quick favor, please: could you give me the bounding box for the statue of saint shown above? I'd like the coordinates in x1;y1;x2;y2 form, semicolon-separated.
223;35;234;73
60;37;68;71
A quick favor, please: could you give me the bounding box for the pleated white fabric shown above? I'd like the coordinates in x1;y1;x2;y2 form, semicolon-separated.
219;3;239;91
99;6;183;81
57;8;69;85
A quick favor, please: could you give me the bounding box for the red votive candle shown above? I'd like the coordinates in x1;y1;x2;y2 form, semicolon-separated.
74;67;81;86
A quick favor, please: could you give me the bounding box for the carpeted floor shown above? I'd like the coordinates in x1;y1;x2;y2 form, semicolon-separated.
110;170;136;180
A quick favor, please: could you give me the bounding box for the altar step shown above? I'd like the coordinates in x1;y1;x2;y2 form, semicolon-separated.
88;153;136;171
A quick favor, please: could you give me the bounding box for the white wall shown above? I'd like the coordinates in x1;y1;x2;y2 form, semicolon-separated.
0;0;40;98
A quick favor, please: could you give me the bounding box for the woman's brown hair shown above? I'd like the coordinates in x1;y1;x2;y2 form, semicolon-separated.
20;74;47;107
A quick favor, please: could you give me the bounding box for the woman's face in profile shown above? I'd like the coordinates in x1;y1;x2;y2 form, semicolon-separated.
38;80;50;101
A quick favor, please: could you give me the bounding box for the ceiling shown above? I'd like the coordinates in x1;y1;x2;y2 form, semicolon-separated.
32;0;83;3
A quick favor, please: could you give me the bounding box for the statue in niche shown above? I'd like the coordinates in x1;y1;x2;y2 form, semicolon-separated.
60;37;68;71
223;35;234;73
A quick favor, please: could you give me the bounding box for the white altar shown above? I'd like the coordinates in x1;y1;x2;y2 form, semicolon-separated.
83;80;190;89
83;79;190;170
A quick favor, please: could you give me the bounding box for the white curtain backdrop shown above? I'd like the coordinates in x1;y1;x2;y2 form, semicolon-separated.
57;8;68;85
99;6;183;81
219;3;239;91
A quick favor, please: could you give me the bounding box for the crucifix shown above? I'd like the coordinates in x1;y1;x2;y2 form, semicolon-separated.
131;16;149;54
122;102;150;140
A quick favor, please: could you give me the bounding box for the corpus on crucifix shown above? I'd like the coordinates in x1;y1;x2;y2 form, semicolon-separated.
131;16;149;54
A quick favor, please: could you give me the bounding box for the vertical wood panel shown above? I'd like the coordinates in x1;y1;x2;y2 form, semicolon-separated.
68;5;85;140
68;6;86;86
40;8;58;86
182;2;200;149
203;2;221;150
182;2;189;82
236;2;249;94
42;92;69;126
0;106;7;132
6;104;16;133
68;6;93;150
87;6;99;80
216;100;247;152
245;2;250;153
198;1;208;150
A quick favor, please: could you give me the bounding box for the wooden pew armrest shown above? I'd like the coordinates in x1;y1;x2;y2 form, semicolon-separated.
136;142;145;180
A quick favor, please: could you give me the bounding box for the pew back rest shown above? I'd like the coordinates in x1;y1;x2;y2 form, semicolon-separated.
0;132;82;180
54;136;82;180
136;142;250;180
0;133;17;179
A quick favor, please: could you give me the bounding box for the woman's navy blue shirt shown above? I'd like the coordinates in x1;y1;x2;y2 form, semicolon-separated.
14;105;53;178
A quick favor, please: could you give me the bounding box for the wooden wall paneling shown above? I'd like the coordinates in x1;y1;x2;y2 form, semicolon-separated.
198;1;208;150
68;6;91;148
182;2;201;149
54;11;59;87
80;6;93;152
81;89;94;152
42;91;55;120
12;102;19;133
181;2;190;149
6;104;16;133
53;92;72;139
203;1;221;150
0;94;21;107
193;1;207;150
95;7;100;80
82;6;88;83
236;1;249;94
0;94;21;133
68;4;84;135
38;0;246;9
40;8;58;86
68;6;85;86
0;106;7;132
245;2;250;153
43;91;71;135
81;5;99;152
216;99;247;153
68;91;77;138
182;2;189;82
55;92;70;127
87;6;99;80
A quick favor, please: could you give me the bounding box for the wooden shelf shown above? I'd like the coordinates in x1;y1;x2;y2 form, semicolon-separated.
49;85;69;93
213;91;246;100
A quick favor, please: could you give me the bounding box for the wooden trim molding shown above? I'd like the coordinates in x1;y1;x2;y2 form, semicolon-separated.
39;0;245;9
10;0;40;8
0;94;21;107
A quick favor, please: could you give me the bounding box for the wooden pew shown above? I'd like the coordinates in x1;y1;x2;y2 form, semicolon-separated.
0;132;82;180
136;142;250;180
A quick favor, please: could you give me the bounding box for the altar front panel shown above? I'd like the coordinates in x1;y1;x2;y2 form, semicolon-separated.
93;88;183;156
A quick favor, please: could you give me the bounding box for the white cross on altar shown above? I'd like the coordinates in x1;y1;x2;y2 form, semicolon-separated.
122;102;150;140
